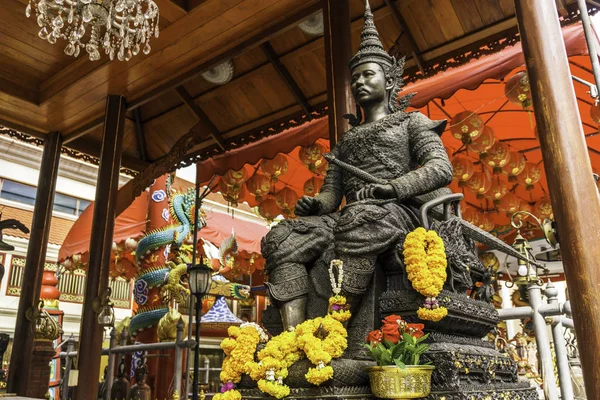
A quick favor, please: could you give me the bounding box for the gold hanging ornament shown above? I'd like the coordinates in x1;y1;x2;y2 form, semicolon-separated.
502;152;527;182
468;126;496;160
246;173;271;202
451;156;475;187
450;111;484;144
261;154;289;183
299;143;328;173
467;170;492;198
486;142;511;174
505;71;532;109
517;163;542;191
485;179;508;205
275;188;299;219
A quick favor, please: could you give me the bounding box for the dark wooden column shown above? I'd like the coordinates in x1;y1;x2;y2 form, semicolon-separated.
323;0;353;146
74;95;126;400
7;131;62;395
515;2;600;398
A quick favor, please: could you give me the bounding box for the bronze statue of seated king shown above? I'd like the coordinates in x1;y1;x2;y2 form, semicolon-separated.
261;0;453;334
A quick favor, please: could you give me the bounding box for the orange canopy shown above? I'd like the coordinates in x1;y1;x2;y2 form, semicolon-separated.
58;191;269;261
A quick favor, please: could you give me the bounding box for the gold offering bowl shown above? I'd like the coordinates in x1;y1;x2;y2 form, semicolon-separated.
366;365;435;399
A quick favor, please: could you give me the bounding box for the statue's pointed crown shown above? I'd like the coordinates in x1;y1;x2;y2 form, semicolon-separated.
349;0;394;71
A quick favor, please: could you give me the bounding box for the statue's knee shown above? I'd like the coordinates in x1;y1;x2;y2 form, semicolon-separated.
265;263;310;305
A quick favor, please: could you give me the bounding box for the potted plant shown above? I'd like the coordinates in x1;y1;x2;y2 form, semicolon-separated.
364;315;435;399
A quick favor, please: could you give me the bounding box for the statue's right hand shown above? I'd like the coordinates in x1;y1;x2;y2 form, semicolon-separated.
295;196;320;216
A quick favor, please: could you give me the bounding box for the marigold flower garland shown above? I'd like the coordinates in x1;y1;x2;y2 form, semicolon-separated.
213;323;267;400
403;227;449;322
215;260;350;398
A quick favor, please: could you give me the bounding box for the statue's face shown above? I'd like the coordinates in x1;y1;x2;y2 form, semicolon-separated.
350;62;393;107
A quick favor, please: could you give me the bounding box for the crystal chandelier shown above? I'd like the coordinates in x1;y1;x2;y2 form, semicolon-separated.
25;0;160;61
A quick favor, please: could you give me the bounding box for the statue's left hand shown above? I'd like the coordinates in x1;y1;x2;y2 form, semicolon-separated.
356;183;396;201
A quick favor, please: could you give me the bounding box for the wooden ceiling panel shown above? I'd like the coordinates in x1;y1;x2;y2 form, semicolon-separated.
473;0;507;25
139;91;184;122
450;0;486;33
431;0;466;41
269;25;316;56
144;107;198;159
497;0;515;17
121;119;140;159
403;2;448;49
281;46;326;100
349;0;386;20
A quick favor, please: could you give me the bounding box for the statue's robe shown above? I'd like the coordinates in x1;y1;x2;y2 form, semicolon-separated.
261;111;453;302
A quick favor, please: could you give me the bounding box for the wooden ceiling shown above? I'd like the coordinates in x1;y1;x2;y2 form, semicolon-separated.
0;0;590;174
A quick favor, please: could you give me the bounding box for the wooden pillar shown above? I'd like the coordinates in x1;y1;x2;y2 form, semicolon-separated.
323;0;353;146
74;95;126;400
7;131;62;395
514;2;600;398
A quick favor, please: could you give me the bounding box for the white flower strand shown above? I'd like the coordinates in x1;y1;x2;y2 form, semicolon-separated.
328;259;344;295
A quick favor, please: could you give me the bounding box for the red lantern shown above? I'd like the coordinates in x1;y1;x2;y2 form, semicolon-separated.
246;173;271;202
485;179;508;204
517;163;542;190
514;202;533;220
303;177;324;196
498;193;520;215
467;170;492;198
261;154;288;182
462;206;481;226
299;143;327;173
450;111;484;144
258;198;282;222
275;187;299;218
502;152;526;181
505;71;532;109
221;169;248;189
218;177;246;207
477;214;495;232
468;126;496;160
535;197;553;218
486;142;511;174
451;156;475;186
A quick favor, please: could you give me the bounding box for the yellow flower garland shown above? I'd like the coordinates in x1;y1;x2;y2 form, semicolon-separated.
213;324;264;400
328;295;351;323
403;227;449;321
296;314;347;385
246;330;302;399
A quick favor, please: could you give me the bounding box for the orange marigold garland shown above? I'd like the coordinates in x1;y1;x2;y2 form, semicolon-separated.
403;227;449;322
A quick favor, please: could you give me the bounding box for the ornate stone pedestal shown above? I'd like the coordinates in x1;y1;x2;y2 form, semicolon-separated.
381;289;539;400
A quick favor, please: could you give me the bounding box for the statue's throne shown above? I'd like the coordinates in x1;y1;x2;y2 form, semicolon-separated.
256;192;538;399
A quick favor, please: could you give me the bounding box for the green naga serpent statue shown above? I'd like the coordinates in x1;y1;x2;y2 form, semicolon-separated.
130;180;199;336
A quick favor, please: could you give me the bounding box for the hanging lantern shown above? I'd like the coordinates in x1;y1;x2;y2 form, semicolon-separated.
304;177;325;196
451;156;475;186
450;111;484;144
514;201;533;220
258;198;282;222
275;187;299;219
462;206;481;226
486;142;511;174
590;101;600;124
535;196;553;218
467;170;492;198
477;214;495;232
485;179;508;204
218;178;246;207
246;173;271;202
498;193;520;215
517;163;542;190
261;154;288;183
468;126;496;160
222;169;248;188
63;258;75;273
502;151;527;181
299;143;328;173
505;71;532;109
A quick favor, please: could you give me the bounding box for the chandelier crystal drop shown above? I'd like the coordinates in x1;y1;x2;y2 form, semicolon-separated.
26;0;160;61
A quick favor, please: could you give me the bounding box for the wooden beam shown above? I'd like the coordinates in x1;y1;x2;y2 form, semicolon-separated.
0;77;39;105
384;0;425;71
261;41;313;117
127;1;322;112
516;1;600;398
0;119;46;139
323;0;352;146
65;139;150;172
154;0;187;23
62;117;104;144
175;86;226;150
6;131;62;396
74;96;127;400
133;108;148;162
